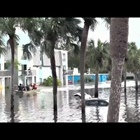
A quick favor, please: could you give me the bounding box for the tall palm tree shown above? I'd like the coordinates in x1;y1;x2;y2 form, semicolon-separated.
80;18;97;122
123;55;128;94
24;18;81;123
0;18;37;122
107;18;129;122
86;39;108;98
0;18;20;122
127;42;140;92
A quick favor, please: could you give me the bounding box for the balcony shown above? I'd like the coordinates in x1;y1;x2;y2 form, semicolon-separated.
0;70;11;77
19;70;36;77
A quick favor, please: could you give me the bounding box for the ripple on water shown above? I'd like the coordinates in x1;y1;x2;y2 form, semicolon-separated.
0;88;139;122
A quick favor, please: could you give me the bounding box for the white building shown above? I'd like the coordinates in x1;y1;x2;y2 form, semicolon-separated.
40;49;68;86
0;46;68;88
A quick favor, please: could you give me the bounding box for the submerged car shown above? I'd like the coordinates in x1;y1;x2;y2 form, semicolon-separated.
73;92;109;107
85;98;109;106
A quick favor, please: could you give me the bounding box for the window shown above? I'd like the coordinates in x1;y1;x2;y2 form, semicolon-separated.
63;66;66;71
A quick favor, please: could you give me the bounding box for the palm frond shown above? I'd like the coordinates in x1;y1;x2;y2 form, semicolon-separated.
102;17;111;29
40;40;52;58
22;42;36;60
82;18;98;31
86;39;109;70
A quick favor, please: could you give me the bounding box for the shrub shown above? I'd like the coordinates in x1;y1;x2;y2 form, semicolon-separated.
43;76;62;86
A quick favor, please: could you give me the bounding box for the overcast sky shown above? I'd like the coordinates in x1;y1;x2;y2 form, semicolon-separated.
4;18;140;47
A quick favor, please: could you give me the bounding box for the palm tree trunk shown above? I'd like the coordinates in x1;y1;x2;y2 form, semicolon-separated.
124;66;127;94
135;73;138;92
9;38;15;122
80;21;90;123
107;18;128;122
94;68;99;98
107;58;124;122
50;48;58;123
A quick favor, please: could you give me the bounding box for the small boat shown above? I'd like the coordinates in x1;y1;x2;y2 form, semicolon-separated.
15;90;38;95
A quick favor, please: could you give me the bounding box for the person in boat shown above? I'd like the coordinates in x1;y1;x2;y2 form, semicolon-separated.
22;84;26;91
32;83;37;90
18;84;23;91
26;85;30;91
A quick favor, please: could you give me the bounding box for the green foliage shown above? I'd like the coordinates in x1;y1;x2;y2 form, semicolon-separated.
86;39;109;71
43;76;62;86
5;86;9;89
127;42;140;74
22;43;36;60
6;59;20;70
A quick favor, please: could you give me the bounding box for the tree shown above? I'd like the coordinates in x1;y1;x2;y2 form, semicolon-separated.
0;18;37;122
6;59;21;70
127;42;140;92
24;18;81;123
80;18;97;122
123;55;129;94
0;18;20;122
107;18;129;122
86;39;108;98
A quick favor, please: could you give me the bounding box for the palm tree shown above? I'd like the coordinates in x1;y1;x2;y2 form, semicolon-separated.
80;18;97;122
86;39;108;98
107;18;129;122
24;18;81;122
123;55;129;94
0;18;20;122
127;42;140;92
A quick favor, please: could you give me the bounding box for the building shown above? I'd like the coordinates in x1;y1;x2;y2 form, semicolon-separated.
0;46;68;88
40;49;68;86
2;46;40;86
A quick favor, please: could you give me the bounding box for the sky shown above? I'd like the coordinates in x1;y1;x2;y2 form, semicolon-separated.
4;18;140;47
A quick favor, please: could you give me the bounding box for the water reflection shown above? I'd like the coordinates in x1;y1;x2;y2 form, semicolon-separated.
0;88;140;122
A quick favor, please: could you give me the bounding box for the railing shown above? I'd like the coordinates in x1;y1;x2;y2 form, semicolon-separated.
19;70;36;76
0;70;11;77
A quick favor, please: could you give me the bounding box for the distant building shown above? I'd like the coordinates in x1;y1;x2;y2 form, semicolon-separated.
0;47;68;88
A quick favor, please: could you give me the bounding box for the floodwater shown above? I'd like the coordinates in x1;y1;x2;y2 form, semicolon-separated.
0;87;139;122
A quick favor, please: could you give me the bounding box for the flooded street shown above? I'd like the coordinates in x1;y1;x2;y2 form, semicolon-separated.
0;87;139;122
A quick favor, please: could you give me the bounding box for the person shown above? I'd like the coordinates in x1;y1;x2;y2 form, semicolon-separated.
32;83;37;90
18;84;23;91
26;85;30;91
28;67;32;75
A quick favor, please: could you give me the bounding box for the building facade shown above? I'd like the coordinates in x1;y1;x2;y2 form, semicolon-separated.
0;47;68;88
40;49;68;86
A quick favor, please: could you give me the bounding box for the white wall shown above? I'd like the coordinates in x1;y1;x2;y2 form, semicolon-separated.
0;54;4;70
61;50;68;86
34;67;40;85
42;49;62;66
39;67;60;81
